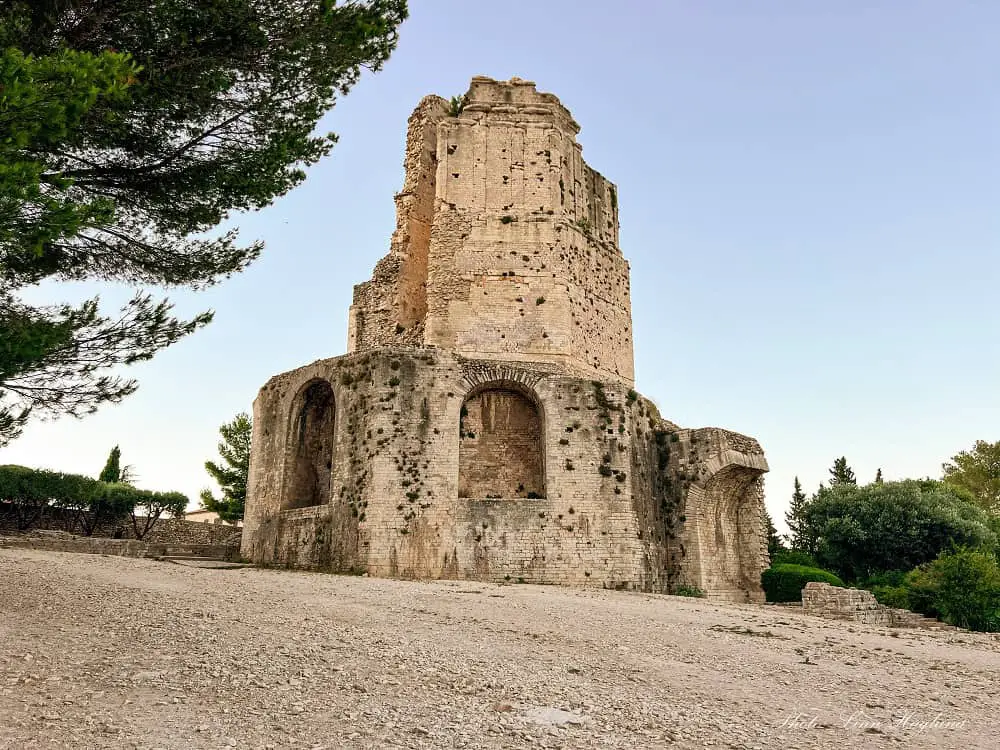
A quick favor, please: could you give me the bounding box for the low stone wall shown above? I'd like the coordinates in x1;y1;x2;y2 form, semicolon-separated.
143;519;242;546
0;532;240;561
801;582;955;630
802;582;896;625
0;509;242;546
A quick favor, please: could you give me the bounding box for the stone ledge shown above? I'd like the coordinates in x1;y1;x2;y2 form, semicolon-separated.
0;535;240;562
279;506;332;521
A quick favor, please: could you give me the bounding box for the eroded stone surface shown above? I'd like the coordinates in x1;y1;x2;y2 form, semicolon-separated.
803;582;958;630
244;77;770;600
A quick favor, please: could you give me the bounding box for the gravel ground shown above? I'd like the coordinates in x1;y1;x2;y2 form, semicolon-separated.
2;549;999;750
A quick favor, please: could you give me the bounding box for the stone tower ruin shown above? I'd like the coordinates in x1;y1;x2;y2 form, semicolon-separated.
242;77;770;601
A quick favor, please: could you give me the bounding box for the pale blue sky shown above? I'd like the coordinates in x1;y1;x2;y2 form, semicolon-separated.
4;2;998;534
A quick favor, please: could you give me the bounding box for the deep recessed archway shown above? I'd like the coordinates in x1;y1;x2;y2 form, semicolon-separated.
458;383;545;499
282;380;336;510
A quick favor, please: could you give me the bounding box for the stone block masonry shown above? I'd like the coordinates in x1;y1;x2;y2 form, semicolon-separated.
802;582;957;630
244;77;770;601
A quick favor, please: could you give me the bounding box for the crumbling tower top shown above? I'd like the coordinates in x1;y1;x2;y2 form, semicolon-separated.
348;76;635;384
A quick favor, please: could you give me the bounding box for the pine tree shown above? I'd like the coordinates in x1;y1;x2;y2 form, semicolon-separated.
200;413;252;524
98;446;121;484
829;457;857;486
785;477;810;551
0;1;408;445
764;509;784;558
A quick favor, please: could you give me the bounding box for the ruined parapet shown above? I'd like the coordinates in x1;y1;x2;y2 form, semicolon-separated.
672;428;769;601
802;582;959;630
348;96;450;351
802;582;894;625
629;416;769;601
347;77;634;384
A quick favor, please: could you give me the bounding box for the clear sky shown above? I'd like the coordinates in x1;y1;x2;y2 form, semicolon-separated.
4;2;998;535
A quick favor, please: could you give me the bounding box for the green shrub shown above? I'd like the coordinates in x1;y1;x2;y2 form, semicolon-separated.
673;585;705;598
802;479;996;582
870;584;911;609
0;464;187;537
904;549;1000;631
761;564;844;603
770;549;818;568
858;570;911;608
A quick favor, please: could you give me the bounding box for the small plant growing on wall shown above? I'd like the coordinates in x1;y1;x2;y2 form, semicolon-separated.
448;94;465;116
673;585;705;598
535;296;545;305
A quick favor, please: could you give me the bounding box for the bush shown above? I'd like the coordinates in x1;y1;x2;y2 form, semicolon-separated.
858;570;910;609
904;549;1000;631
673;585;705;598
0;464;187;537
770;549;818;568
801;480;996;581
761;564;845;603
870;584;911;609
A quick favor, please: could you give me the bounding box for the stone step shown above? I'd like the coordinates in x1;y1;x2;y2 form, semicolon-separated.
161;558;250;569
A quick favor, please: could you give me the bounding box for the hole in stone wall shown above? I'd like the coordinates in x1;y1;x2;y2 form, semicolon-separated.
458;385;545;499
282;380;336;510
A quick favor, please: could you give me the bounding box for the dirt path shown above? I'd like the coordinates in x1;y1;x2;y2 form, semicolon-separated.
2;549;998;749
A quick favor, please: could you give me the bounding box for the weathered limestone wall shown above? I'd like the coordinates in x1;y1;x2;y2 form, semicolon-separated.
348;97;449;351
458;387;545;499
348;77;634;385
627;410;770;601
800;582;955;630
0;533;239;561
802;582;896;625
244;350;649;586
243;349;768;597
247;76;770;601
143;519;242;547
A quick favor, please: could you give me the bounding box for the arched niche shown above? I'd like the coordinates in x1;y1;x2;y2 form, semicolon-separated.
458;381;545;499
282;379;336;510
700;466;763;598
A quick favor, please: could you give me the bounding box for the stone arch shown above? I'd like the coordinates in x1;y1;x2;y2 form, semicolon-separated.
697;466;764;600
458;379;545;499
282;379;336;510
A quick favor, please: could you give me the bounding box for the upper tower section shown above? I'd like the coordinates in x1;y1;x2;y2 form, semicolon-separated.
348;77;634;384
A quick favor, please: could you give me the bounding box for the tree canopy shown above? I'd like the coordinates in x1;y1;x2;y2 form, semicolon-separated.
764;508;784;557
801;479;996;581
828;457;857;486
0;0;407;444
98;445;122;484
0;463;186;537
784;477;813;551
200;412;252;523
943;439;1000;513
